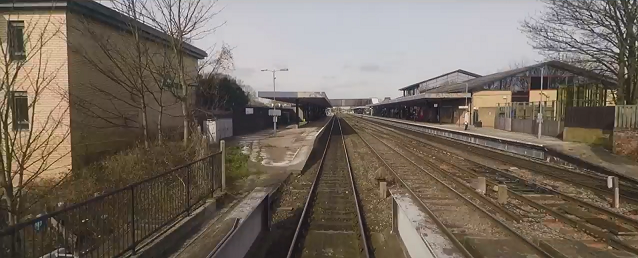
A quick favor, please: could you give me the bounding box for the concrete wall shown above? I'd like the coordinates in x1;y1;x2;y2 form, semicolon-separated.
613;130;638;162
212;188;270;258
563;127;611;147
396;200;435;258
1;10;73;178
476;107;498;127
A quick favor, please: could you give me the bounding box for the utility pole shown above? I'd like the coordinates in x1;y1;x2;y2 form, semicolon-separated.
537;67;544;139
262;68;289;136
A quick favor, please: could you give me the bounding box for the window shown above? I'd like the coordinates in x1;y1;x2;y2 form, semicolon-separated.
8;21;26;61
10;91;29;130
530;76;549;90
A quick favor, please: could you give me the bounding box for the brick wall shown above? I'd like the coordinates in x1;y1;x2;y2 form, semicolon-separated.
613;130;638;162
1;11;72;178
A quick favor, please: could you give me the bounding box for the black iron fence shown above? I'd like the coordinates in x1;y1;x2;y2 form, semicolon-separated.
0;152;223;258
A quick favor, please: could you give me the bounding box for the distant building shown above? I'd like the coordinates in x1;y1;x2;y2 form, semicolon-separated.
329;98;374;110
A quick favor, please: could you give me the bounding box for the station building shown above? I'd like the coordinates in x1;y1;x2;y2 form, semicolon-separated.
371;61;617;138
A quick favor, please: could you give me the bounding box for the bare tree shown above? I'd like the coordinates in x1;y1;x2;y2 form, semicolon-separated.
142;0;224;144
521;0;638;104
0;11;71;227
68;0;187;147
68;0;154;148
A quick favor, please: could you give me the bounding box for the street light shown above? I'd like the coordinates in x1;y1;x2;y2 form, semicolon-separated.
261;68;289;136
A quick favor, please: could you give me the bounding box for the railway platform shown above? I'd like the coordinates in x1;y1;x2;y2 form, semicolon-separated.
361;115;638;183
145;118;332;258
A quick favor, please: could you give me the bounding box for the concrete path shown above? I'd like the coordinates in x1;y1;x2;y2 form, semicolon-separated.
369;116;638;182
228;117;330;175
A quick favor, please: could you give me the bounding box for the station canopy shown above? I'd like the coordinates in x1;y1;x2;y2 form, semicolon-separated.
258;91;332;108
369;92;471;107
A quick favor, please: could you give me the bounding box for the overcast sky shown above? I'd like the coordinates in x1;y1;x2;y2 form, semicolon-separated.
201;0;546;100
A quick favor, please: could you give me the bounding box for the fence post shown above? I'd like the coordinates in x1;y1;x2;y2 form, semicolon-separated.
131;187;136;254
214;155;217;197
186;166;191;215
221;140;226;191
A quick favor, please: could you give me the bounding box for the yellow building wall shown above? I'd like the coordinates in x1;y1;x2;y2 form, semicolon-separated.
66;13;201;165
1;10;72;178
472;90;512;108
529;89;557;103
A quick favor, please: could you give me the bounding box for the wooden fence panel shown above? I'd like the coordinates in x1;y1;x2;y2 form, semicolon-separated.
564;106;615;130
615;105;638;129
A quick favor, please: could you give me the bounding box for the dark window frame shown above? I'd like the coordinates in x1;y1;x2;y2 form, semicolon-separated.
10;91;29;131
8;21;26;61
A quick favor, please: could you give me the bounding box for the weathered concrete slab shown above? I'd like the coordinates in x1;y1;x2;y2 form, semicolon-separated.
464;237;540;258
173;188;271;258
229;117;331;175
390;188;464;258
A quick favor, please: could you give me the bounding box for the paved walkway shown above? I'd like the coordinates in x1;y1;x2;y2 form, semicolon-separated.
228;117;330;174
366;115;638;182
224;117;331;194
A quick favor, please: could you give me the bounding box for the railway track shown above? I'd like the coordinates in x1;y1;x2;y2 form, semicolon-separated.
350;115;638;256
342;117;553;257
287;117;370;258
360;115;638;204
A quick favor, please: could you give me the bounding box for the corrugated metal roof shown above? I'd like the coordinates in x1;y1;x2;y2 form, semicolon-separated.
398;69;482;91
424;61;616;94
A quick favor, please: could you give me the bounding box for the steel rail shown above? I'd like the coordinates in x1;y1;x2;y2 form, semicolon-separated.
343;117;554;258
359;115;638;204
286;116;371;258
355;115;638;227
353;115;638;255
337;117;372;257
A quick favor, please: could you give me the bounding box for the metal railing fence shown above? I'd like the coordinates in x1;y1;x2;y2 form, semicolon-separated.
0;152;223;258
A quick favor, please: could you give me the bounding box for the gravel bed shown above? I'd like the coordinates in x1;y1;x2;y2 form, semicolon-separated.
341;119;393;233
363;120;597;243
364;119;638;219
351;123;508;239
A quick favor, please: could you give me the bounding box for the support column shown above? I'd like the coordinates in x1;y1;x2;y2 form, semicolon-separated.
295;99;300;125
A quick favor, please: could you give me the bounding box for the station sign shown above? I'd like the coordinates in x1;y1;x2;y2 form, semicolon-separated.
268;109;282;116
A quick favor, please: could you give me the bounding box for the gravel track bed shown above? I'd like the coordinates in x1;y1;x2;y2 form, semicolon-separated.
350;122;509;239
372;128;587;241
353;118;626;245
360;118;638;218
357;119;604;240
340;121;393;233
297;119;363;258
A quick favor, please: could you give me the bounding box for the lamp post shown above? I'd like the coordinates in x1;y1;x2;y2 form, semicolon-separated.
261;68;289;136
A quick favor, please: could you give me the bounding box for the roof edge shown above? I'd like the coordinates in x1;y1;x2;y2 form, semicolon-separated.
398;69;482;91
1;0;208;59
